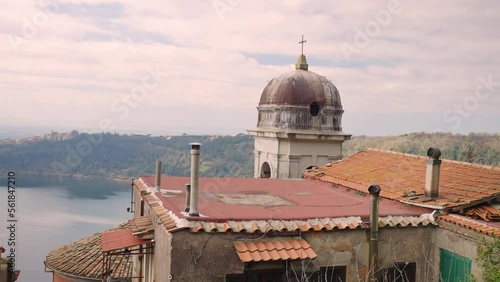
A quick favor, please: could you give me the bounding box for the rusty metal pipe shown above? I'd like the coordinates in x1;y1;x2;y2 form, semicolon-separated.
155;160;161;193
368;184;381;282
425;147;441;198
185;183;191;212
189;143;201;216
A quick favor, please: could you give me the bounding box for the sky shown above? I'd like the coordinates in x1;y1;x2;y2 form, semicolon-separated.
1;0;499;136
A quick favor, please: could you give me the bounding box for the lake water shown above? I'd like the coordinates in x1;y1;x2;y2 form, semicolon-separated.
0;175;132;282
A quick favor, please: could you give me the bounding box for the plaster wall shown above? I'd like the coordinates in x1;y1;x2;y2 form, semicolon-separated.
141;196;173;282
168;227;436;282
132;187;144;282
304;227;435;282
434;220;483;282
169;231;245;282
0;262;8;282
154;225;172;282
288;139;342;157
53;272;71;282
131;189;173;282
254;137;344;179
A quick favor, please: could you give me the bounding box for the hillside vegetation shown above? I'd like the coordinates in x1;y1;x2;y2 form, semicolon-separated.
0;132;498;180
343;132;500;166
0;133;254;179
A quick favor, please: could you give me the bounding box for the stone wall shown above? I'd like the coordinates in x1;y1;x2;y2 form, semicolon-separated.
167;227;437;282
169;231;245;282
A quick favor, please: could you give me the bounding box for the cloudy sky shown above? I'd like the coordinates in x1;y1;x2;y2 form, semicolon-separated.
1;0;499;136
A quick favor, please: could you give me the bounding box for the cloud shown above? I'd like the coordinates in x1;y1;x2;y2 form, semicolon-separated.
1;0;499;135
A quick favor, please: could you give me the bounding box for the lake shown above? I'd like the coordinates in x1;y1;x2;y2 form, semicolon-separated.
0;174;132;282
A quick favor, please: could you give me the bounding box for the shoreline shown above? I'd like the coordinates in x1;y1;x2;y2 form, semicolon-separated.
1;170;132;184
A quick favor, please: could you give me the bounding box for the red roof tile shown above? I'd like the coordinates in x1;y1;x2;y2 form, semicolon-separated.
101;229;149;252
46;223;134;279
464;204;500;222
133;180;186;232
128;216;154;239
234;238;317;262
189;214;436;233
438;214;500;236
303;148;500;211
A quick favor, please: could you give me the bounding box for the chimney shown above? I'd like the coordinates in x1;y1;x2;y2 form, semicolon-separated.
425;147;441;198
368;184;381;282
155;160;162;193
189;142;201;216
185;183;191;212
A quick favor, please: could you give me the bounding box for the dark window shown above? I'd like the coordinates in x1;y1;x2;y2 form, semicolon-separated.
382;262;416;282
226;273;245;282
319;266;347;282
310;102;320;116
247;270;287;282
260;162;271;178
230;261;314;282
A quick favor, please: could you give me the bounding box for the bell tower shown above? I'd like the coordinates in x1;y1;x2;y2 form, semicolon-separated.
247;37;351;179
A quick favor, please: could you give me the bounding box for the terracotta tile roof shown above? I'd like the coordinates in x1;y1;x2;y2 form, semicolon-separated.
133;179;184;232
438;214;500;236
129;216;155;239
191;217;363;233
101;229;149;252
189;214;436;233
464;204;500;222
234;238;317;262
378;214;437;227
303;148;500;211
45;223;133;279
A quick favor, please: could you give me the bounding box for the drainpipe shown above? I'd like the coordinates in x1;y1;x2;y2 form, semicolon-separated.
425;147;441;198
189;142;201;216
128;178;134;213
368;184;381;282
185;183;191;212
155;160;162;193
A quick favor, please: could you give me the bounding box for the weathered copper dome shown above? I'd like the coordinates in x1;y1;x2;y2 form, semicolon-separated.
256;55;344;131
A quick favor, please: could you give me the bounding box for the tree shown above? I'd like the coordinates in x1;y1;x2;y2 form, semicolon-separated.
475;235;500;282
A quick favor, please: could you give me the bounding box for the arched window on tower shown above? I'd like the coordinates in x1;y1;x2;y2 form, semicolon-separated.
260;162;271;178
309;102;320;116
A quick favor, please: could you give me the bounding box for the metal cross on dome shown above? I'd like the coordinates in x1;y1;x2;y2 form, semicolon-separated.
299;35;307;55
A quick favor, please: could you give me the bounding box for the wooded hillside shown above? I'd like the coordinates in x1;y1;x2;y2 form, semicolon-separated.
343;132;500;166
0;132;498;179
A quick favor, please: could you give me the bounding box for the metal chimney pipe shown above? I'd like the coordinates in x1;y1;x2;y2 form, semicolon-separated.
425;147;441;198
368;184;381;282
155;160;162;193
185;183;191;212
189;142;201;216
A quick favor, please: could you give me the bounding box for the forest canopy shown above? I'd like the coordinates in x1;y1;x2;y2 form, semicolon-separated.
0;132;498;179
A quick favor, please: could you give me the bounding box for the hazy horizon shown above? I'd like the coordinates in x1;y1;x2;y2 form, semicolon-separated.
2;122;500;140
2;1;500;137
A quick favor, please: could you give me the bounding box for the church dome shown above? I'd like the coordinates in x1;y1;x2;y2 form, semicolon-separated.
256;54;344;131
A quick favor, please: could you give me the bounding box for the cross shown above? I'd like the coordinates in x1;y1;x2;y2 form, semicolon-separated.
299;35;306;55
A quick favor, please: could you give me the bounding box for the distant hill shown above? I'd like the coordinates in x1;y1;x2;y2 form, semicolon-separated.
343;132;500;166
0;132;498;180
0;133;254;179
